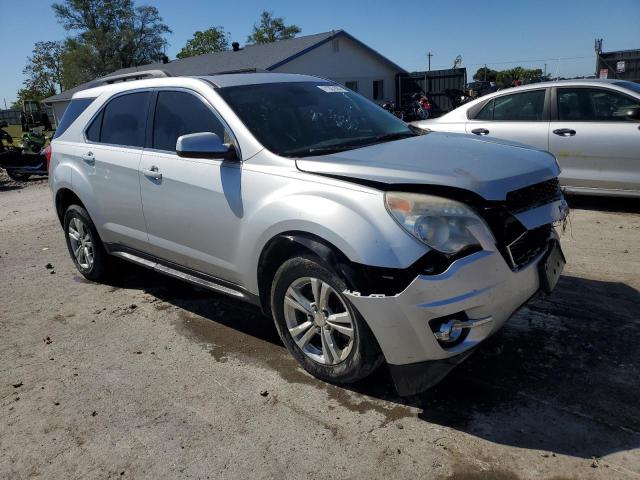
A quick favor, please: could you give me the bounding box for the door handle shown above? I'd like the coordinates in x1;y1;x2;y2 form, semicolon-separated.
81;151;95;165
471;128;490;136
142;165;162;181
553;128;576;137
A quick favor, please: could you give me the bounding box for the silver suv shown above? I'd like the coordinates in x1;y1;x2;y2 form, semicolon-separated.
49;73;568;395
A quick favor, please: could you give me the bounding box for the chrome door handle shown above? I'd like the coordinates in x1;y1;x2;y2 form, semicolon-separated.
471;128;490;135
81;151;95;165
142;166;162;180
553;128;576;137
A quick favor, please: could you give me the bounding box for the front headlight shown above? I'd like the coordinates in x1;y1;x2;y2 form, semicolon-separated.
385;192;484;254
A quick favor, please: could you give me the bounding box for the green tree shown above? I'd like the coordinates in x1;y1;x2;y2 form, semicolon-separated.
23;41;65;95
247;10;300;44
52;0;171;87
473;67;498;82
177;27;229;59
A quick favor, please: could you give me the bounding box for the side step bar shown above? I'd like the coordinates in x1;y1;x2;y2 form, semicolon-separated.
111;251;246;299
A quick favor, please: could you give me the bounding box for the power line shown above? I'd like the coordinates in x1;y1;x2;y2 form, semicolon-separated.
406;55;593;71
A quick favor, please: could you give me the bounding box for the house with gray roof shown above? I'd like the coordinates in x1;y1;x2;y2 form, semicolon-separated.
44;30;406;123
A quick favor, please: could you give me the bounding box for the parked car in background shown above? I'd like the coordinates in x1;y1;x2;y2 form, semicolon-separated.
412;80;640;198
49;73;567;395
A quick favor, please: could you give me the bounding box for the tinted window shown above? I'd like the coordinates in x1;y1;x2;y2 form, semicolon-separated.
558;88;640;121
152;91;226;152
492;90;545;121
85;109;103;142
100;92;150;147
53;98;94;139
475;99;494;120
217;82;416;157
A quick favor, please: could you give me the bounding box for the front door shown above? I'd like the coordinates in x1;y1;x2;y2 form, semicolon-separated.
465;88;550;151
139;89;243;283
549;86;640;192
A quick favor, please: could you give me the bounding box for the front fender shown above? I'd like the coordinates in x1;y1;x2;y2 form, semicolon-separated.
236;179;427;293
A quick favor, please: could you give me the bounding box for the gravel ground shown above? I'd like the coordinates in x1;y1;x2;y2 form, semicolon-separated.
1;175;639;479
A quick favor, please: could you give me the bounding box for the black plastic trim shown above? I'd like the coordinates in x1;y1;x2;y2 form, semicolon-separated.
104;243;261;306
388;349;476;396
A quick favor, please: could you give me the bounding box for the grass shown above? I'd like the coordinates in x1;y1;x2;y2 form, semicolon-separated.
2;124;54;145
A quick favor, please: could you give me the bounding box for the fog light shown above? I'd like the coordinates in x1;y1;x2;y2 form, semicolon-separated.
430;316;494;347
435;320;464;343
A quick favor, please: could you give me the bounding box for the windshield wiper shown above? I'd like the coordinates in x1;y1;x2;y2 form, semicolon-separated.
373;131;418;143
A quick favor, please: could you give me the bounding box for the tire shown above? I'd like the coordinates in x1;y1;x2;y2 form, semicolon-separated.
63;205;111;282
271;256;383;384
6;170;31;181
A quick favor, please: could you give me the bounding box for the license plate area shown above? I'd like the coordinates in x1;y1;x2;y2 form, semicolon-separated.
538;240;565;294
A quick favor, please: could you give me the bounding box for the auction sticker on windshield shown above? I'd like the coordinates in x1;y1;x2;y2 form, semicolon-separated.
318;85;348;93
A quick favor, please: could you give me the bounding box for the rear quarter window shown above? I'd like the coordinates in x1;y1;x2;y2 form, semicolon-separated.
53;98;95;139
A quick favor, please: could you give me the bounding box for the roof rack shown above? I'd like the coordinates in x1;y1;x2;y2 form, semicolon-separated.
101;69;171;85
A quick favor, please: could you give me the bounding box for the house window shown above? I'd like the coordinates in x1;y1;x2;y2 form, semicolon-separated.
332;38;340;52
373;80;384;100
345;81;358;92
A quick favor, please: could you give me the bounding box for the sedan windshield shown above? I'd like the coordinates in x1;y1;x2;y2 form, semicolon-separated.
217;81;418;157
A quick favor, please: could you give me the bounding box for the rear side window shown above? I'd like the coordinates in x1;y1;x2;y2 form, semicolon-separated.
90;92;150;147
473;90;545;121
152;91;226;152
53;98;94;139
493;90;545;121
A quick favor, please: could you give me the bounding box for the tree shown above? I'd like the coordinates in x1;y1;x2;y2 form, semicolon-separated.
177;27;229;59
52;0;171;87
23;41;65;95
247;10;300;44
473;67;498;82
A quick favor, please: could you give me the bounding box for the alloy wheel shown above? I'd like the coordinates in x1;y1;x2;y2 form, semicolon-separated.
283;277;354;365
68;217;94;270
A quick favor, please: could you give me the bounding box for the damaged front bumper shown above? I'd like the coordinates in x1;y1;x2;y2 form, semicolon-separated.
344;230;561;395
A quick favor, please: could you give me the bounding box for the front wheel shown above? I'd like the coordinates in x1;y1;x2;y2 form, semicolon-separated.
271;256;383;384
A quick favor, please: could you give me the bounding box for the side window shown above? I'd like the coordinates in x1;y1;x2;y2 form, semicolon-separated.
492;90;546;121
152;91;227;152
474;99;494;120
85;109;103;142
99;92;150;147
558;88;640;122
53;98;94;139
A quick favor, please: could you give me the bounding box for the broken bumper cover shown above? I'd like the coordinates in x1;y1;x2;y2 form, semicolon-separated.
344;232;559;395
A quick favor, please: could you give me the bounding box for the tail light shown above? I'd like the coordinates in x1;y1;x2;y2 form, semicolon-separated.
42;144;52;171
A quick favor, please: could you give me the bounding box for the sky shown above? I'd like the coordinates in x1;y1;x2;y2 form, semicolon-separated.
1;0;639;106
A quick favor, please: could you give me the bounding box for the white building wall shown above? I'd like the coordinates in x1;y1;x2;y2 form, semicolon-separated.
272;35;399;103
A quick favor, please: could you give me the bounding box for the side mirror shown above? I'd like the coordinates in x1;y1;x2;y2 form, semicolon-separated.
176;132;238;160
624;107;640;121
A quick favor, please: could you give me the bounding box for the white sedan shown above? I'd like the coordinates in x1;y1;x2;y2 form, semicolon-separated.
412;79;640;198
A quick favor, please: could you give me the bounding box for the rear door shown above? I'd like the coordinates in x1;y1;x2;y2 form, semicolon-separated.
139;89;243;282
80;91;151;250
549;86;640;192
465;88;550;150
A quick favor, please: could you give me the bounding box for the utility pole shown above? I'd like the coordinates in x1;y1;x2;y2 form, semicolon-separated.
483;64;487;81
544;63;547;77
427;51;433;71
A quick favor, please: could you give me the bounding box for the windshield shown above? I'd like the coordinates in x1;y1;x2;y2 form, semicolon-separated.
217;81;417;157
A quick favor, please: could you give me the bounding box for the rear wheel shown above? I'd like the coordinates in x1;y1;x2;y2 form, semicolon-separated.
271;256;383;384
63;205;111;282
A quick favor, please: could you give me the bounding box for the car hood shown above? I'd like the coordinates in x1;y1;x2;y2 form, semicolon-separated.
295;132;560;201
